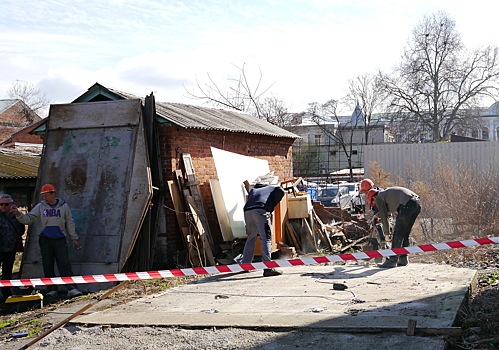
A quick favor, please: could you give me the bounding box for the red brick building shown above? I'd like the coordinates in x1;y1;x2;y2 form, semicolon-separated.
0;99;42;144
0;118;45;150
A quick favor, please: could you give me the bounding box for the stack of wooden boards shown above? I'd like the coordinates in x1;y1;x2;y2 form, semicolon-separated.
167;154;218;267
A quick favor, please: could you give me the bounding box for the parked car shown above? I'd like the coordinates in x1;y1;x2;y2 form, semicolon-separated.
318;184;352;210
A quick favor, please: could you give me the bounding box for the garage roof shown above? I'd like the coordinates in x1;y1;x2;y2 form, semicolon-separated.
0;150;40;179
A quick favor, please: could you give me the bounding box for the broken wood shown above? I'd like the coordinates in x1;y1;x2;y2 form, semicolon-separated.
339;236;368;253
312;210;334;251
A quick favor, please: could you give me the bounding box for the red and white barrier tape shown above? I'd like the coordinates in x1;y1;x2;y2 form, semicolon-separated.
1;237;498;287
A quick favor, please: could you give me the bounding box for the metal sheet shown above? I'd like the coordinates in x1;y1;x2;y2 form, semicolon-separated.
364;141;499;180
21;100;152;281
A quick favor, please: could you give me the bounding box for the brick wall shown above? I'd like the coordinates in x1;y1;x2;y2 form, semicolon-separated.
156;124;295;265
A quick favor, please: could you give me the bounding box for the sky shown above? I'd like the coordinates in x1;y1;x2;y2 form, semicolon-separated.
1;0;498;117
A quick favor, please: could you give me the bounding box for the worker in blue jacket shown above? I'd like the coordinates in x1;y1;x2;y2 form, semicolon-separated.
241;183;285;277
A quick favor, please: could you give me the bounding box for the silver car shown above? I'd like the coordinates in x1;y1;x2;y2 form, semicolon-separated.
318;185;352;210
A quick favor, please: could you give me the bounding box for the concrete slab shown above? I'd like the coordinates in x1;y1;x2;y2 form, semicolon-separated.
74;263;476;333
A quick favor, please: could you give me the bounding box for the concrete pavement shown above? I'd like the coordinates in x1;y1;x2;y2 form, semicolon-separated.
74;262;476;332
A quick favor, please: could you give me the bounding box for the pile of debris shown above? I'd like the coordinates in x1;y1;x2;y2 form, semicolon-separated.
168;164;373;267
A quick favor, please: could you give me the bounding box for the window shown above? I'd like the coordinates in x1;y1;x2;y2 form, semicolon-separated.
314;135;321;145
496;127;499;140
471;128;479;138
482;128;489;140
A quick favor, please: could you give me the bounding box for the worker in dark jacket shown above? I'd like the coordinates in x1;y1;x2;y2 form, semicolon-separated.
0;194;25;300
366;187;421;268
242;183;285;277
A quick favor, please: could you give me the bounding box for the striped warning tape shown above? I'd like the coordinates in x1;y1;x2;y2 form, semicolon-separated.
1;237;498;287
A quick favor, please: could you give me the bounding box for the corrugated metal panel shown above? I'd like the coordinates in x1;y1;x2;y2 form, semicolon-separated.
0;152;40;178
155;102;298;138
364;141;499;179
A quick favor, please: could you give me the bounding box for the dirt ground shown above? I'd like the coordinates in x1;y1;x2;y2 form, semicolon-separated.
1;245;498;350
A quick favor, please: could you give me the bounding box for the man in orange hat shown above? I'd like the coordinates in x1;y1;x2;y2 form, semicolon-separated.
11;184;82;298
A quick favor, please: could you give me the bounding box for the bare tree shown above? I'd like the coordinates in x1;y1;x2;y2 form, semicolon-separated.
186;63;290;125
308;99;359;181
344;73;388;144
292;143;322;177
8;80;51;120
259;96;293;127
380;12;499;141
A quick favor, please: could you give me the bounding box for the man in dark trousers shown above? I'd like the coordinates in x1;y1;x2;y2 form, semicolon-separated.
0;194;25;301
242;183;285;277
366;186;421;268
12;184;82;297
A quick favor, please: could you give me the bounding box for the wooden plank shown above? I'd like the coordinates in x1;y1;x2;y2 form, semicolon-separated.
274;195;288;247
167;180;202;267
299;326;462;338
174;169;208;266
167;180;188;228
406;319;417;336
285;220;301;251
302;218;318;252
181;153;217;254
184;191;216;266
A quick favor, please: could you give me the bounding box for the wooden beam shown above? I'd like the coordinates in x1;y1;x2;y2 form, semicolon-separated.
184;190;216;266
167;180;202;267
285;220;301;252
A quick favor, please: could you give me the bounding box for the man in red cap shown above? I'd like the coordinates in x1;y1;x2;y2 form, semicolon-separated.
11;184;82;297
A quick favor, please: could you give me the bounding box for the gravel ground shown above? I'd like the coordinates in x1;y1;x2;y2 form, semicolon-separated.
27;325;447;350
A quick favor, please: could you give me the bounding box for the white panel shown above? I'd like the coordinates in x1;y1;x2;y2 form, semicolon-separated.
211;147;270;239
209;179;234;241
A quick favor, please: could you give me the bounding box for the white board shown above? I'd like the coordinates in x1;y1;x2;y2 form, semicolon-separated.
211;147;270;239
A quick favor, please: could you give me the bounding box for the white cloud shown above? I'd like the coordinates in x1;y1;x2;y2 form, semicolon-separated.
1;0;498;114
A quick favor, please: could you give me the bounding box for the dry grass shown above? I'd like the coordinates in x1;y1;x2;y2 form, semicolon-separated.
368;161;499;349
368;161;499;245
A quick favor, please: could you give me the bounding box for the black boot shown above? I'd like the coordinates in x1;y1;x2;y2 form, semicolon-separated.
378;257;398;268
397;255;409;266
